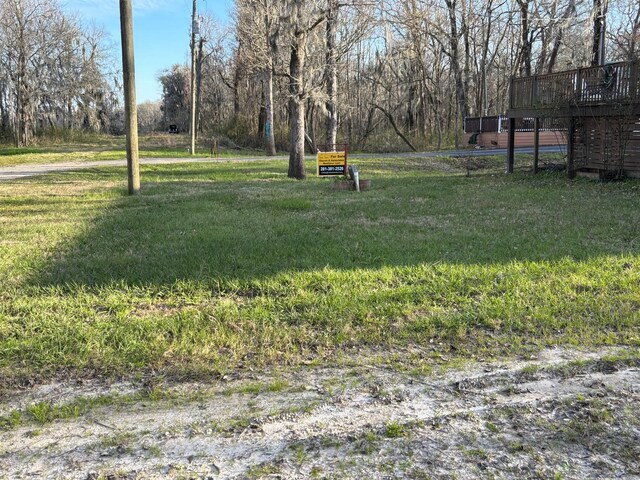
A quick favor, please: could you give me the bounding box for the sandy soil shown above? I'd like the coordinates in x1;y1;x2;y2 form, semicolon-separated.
1;347;639;479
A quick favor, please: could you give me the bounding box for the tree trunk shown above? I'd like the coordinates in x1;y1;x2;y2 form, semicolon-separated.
547;0;576;73
629;7;640;61
258;80;266;134
591;0;605;66
406;82;416;132
264;69;277;156
0;81;8;132
307;100;316;152
288;31;307;180
445;0;468;144
13;10;29;148
480;0;494;115
461;0;472;114
518;0;532;76
17;46;29;147
232;48;241;116
195;38;204;139
325;2;338;146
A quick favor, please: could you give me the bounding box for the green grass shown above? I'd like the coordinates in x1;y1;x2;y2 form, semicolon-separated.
0;133;263;166
384;421;407;438
0;154;639;386
1;394;122;429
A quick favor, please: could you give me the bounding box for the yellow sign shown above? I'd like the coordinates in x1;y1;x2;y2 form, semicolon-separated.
317;151;347;176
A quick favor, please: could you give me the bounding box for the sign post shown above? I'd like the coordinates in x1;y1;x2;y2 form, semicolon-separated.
317;144;348;176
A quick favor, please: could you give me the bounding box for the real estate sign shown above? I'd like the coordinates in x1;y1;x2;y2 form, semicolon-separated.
317;151;347;176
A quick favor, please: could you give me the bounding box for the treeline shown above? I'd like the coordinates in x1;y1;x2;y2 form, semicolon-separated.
0;0;119;146
158;0;639;177
2;0;639;172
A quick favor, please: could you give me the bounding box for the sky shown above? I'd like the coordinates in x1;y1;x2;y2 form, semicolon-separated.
62;0;233;103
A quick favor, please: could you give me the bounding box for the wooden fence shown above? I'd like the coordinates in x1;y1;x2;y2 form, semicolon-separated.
573;116;640;176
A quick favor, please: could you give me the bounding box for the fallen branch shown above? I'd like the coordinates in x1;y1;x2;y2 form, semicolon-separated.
373;104;417;152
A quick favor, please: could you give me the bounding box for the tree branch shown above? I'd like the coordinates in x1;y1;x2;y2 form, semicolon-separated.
373;104;417;152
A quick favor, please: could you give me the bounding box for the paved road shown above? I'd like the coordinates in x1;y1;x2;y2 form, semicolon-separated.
0;145;565;182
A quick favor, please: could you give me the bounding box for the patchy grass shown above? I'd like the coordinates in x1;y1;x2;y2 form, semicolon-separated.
0;154;639;385
0;133;263;167
384;421;407;438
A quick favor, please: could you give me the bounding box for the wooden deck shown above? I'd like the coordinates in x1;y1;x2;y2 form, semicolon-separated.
507;61;640;118
506;61;640;177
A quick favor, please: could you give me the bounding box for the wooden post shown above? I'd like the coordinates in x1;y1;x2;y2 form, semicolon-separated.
119;0;140;195
567;117;576;179
533;117;540;174
506;117;515;173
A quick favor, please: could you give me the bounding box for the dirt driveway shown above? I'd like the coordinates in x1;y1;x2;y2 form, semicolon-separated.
1;347;639;479
0;146;566;182
0;157;271;182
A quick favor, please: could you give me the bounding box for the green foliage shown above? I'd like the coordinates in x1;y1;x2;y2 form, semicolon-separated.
0;411;23;430
267;379;290;392
247;463;281;478
384;421;406;438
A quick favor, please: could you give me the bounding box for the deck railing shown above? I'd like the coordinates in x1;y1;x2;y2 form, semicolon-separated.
464;115;566;133
464;116;501;133
509;61;640;111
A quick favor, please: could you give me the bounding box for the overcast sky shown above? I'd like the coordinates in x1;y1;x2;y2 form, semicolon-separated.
62;0;232;103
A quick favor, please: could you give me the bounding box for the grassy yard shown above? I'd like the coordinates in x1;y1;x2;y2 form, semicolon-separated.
0;133;261;167
1;154;639;386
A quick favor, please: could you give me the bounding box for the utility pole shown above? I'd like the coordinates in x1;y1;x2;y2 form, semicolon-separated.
190;0;197;155
119;0;140;194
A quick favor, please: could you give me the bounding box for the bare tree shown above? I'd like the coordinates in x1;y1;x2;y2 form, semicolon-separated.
159;65;190;132
0;0;117;145
0;0;70;145
137;101;163;133
197;0;617;156
284;0;326;179
609;0;640;61
324;0;339;146
546;0;577;73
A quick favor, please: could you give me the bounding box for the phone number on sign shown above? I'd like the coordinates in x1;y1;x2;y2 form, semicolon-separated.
320;166;345;173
